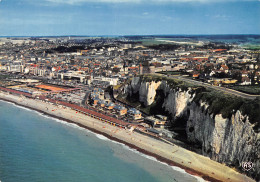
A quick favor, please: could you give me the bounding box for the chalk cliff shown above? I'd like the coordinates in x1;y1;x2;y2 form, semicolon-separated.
124;76;260;180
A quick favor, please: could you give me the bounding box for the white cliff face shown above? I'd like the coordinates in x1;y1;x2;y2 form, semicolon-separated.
127;78;162;106
128;78;194;118
130;77;141;94
126;76;260;180
163;88;194;119
187;104;260;179
139;81;161;106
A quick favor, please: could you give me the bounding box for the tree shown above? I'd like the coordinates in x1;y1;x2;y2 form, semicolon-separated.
204;65;213;75
232;71;242;83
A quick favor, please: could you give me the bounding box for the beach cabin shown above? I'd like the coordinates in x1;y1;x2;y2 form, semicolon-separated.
144;116;166;128
114;105;127;115
128;108;142;120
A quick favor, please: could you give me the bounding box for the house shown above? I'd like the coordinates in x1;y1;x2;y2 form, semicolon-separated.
90;92;99;99
209;70;216;77
144;116;166;128
240;77;251;85
192;72;200;79
255;72;260;83
105;102;115;110
97;99;106;107
92;97;100;106
127;108;142;120
220;65;229;73
241;70;249;77
114;105;127;115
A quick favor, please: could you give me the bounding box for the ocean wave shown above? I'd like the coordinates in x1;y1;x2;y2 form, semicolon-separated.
95;134;109;141
94;133;125;146
0;100;35;112
110;139;206;182
14;104;34;112
83;128;206;182
1;101;90;133
171;166;188;174
47;116;88;132
93;134;206;181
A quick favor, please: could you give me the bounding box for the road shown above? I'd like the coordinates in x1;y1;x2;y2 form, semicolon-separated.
153;73;260;100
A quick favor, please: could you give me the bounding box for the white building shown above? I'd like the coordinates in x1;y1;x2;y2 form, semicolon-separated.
92;77;118;86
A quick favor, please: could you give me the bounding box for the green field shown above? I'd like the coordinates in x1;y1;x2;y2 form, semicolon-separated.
157;71;182;75
230;85;260;95
134;38;179;46
242;44;260;50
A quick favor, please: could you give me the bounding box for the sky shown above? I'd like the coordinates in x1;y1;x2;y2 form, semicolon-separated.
0;0;259;36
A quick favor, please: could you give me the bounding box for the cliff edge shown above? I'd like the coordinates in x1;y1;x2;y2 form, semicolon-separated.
120;74;260;181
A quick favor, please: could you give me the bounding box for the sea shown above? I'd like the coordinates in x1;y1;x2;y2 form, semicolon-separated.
0;100;204;182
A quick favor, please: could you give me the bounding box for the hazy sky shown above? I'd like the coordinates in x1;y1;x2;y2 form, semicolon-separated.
0;0;259;36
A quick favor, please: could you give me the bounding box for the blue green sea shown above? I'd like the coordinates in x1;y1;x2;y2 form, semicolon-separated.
0;100;203;182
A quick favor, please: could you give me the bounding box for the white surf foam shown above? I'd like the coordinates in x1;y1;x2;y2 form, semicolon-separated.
95;134;109;141
95;135;206;182
0;100;36;112
171;166;188;174
13;104;34;112
47;116;87;132
1;100;90;133
90;134;206;181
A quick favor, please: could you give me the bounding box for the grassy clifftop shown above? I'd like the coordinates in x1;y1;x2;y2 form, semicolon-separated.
139;74;197;91
193;87;260;132
136;74;260;132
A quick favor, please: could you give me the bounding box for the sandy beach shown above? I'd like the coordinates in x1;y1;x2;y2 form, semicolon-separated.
0;92;255;182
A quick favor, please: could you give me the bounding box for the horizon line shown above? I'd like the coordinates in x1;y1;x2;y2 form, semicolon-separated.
1;34;260;38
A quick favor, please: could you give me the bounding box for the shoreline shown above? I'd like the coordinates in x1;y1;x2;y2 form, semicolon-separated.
0;94;255;182
0;97;212;181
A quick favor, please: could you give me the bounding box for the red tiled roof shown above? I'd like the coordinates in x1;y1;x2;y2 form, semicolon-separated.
213;49;227;52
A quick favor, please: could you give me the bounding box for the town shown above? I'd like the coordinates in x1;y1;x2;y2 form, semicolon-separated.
1;36;260;181
0;36;260;141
